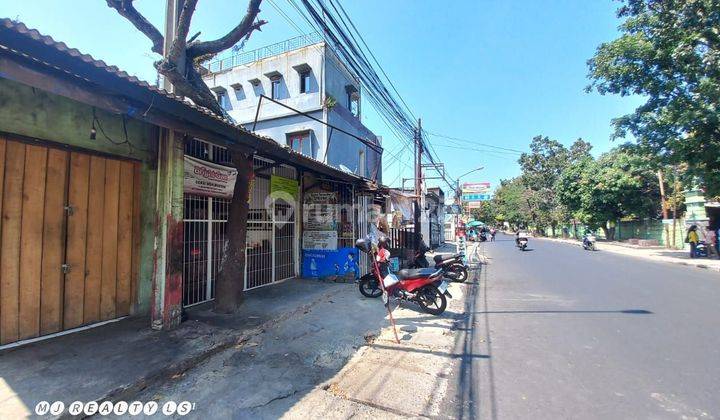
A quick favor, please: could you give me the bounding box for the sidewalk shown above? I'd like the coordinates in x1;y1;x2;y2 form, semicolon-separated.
538;236;720;272
0;279;348;419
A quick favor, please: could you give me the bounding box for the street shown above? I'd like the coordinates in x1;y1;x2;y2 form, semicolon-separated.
444;234;720;419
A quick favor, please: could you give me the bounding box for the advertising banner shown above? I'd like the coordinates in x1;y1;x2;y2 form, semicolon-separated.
462;182;491;194
301;248;360;279
183;155;237;198
270;174;299;200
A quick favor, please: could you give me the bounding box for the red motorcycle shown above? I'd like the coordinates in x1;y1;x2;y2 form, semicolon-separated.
356;237;449;315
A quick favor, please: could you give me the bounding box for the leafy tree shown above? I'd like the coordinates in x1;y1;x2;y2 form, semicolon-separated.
492;178;534;229
557;144;661;239
518;136;593;235
587;0;720;197
469;201;498;225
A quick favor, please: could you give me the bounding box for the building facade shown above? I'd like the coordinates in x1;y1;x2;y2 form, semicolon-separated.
203;34;382;182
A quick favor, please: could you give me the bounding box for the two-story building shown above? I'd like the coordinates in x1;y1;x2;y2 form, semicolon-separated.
202;33;382;182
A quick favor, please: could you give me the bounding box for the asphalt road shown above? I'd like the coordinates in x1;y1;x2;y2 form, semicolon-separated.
443;233;720;420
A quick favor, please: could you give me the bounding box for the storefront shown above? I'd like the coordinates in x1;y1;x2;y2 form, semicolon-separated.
182;138;300;306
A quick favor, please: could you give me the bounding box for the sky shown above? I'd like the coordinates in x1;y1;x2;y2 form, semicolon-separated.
1;0;644;195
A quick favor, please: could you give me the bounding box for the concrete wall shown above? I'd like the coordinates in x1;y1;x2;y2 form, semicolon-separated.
203;44;325;124
203;42;381;181
0;77;158;315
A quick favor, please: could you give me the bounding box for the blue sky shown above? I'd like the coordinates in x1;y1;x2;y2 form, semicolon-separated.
1;0;643;194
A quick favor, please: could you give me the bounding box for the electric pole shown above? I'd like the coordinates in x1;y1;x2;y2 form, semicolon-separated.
414;119;423;250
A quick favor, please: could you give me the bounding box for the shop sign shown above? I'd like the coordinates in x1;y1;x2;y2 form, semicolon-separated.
183;155;237;198
303;191;338;231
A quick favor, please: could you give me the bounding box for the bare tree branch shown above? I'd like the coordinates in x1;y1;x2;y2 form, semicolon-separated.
106;0;164;54
187;0;266;58
167;0;199;63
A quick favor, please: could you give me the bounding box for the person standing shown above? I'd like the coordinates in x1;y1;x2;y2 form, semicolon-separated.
706;226;718;259
686;225;700;258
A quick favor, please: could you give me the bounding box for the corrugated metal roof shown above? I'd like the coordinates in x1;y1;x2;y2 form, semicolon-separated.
0;18;378;187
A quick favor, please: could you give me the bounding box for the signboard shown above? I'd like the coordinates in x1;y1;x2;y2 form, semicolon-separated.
270;174;299;200
462;182;491;194
466;201;484;209
302;248;360;278
462;193;492;201
302;230;338;250
183;155;237;198
303;191;338;231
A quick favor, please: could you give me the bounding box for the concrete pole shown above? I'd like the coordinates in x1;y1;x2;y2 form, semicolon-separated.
151;0;185;330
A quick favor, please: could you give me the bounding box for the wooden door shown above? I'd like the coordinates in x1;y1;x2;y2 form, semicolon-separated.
0;136;140;345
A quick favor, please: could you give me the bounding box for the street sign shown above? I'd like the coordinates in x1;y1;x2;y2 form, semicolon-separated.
462;182;491;194
462;193;492;201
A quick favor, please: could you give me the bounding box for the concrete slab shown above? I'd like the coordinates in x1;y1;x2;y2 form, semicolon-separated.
0;279;344;419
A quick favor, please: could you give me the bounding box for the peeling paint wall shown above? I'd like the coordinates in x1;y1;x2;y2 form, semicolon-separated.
0;77;159;315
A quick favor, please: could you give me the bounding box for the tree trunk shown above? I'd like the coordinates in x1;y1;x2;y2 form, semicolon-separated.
214;152;254;313
600;225;609;240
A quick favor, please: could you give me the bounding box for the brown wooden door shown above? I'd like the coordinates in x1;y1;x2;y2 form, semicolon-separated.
0;136;139;345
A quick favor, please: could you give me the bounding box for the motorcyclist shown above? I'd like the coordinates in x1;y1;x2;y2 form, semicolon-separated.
582;229;595;248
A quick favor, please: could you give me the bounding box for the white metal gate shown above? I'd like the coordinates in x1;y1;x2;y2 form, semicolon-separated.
183;139;298;306
245;157;297;290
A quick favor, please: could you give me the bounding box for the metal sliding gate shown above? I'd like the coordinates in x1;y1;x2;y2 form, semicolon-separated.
183;139;298;307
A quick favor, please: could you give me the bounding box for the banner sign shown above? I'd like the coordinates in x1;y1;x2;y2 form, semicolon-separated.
270;174;299;200
302;230;338;250
302;248;360;278
462;182;491;194
184;155;237;199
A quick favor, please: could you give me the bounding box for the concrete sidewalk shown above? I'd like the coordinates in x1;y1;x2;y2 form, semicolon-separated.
0;279;347;419
538;236;720;272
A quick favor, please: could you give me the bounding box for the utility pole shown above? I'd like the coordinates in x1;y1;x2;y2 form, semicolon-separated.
414;119;423;250
658;169;670;248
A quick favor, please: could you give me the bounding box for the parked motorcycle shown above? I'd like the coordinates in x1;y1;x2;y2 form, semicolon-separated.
356;237;449;315
583;234;597;251
407;240;430;268
433;253;469;282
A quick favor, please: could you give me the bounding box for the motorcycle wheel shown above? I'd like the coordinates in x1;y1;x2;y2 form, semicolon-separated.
448;264;468;282
416;284;447;315
358;274;382;298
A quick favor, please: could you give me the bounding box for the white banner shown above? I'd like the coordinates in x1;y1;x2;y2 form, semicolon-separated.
184;155;237;198
302;230;338;250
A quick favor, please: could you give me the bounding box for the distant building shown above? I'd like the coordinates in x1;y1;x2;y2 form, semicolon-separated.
202;33;382;181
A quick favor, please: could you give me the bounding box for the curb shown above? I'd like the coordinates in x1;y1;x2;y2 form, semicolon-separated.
62;286;347;420
536;237;720;272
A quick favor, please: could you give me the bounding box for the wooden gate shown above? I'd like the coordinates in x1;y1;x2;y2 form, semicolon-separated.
0;136;140;345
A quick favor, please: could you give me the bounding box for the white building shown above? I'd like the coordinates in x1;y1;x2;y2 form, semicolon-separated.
202;33;382;182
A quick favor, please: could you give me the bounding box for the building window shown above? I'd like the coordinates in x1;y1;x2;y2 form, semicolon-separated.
348;92;360;118
271;78;281;100
287;132;317;159
300;71;311;94
216;90;231;111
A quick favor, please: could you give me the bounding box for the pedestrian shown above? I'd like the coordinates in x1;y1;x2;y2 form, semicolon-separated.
705;226;718;259
686;225;700;258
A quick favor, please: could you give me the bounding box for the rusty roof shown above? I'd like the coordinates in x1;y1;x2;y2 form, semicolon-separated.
0;18;378;187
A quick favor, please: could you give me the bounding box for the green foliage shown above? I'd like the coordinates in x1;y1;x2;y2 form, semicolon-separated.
587;0;720;196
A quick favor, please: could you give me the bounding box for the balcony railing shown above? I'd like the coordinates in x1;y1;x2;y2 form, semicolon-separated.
206;32;323;73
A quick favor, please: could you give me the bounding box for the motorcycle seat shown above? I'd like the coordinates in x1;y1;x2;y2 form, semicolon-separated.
396;268;438;280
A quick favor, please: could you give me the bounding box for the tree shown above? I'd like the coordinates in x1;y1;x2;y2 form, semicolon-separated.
492;178;534;229
587;0;720;197
107;0;266;117
108;0;267;312
469;201;497;225
517;136;592;235
557;144;661;239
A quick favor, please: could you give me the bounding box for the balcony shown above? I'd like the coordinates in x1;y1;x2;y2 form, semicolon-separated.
206;32;323;73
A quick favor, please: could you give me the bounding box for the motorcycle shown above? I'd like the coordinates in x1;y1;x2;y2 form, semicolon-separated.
517;235;528;251
407;241;430;269
356;237;449;315
583;234;597;251
432;253;469;282
478;231;488;242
